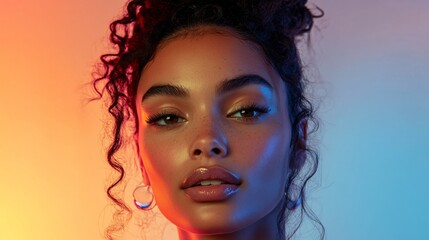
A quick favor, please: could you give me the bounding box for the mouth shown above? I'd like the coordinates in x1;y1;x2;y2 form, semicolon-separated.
193;180;225;186
181;166;241;202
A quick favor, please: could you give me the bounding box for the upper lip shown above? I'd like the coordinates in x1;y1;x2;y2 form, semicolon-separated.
181;166;241;189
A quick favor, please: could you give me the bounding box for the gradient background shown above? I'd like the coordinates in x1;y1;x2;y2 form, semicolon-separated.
1;0;428;239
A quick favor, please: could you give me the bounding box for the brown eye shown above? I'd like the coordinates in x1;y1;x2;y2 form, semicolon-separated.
146;114;186;126
237;109;259;118
162;115;184;125
228;104;271;121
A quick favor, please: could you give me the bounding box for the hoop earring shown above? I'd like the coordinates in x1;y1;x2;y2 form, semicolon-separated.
133;185;154;210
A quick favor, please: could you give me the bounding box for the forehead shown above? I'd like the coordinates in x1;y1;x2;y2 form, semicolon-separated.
137;28;285;98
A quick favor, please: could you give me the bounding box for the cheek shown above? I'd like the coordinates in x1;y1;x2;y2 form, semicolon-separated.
255;136;289;187
218;123;291;225
232;122;291;193
138;130;185;194
236;123;290;167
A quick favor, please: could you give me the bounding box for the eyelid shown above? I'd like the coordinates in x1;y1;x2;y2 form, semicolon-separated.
227;101;270;114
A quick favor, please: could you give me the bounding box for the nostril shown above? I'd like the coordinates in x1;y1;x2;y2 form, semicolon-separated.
192;146;226;158
212;148;221;155
193;149;202;155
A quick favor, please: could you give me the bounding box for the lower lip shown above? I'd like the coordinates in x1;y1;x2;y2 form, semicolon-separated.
183;184;239;202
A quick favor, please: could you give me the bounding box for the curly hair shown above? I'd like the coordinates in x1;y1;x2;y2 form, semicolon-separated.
92;0;324;239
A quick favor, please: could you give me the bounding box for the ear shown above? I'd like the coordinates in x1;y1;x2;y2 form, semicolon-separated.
141;166;150;186
134;133;151;186
289;119;307;170
139;157;151;186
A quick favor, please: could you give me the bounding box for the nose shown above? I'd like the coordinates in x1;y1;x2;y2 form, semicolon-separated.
190;125;228;159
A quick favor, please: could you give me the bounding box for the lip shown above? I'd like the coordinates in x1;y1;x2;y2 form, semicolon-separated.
181;166;241;202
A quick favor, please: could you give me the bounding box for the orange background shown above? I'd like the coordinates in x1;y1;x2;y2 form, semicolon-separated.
0;0;125;239
0;1;178;239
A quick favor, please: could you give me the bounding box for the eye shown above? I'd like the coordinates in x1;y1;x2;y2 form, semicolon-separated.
146;113;186;127
227;103;271;121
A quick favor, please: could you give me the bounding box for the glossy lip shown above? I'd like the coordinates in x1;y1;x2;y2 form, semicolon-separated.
181;166;241;189
181;166;242;202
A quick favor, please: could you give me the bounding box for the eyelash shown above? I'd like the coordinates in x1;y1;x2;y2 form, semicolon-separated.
145;103;271;127
145;111;184;126
227;103;271;122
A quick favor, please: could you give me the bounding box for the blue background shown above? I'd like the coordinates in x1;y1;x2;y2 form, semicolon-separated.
304;1;429;239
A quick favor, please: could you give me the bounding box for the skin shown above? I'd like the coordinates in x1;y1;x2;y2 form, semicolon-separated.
135;27;295;240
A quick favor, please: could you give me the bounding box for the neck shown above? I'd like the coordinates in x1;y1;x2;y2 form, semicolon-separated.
177;199;285;240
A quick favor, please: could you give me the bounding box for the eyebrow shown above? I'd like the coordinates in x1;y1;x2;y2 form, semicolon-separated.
142;84;189;101
215;74;273;95
141;74;273;102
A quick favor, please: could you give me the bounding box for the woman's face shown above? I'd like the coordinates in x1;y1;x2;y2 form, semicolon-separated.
136;29;292;235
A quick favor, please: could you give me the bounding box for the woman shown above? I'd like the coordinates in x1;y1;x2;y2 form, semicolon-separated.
93;0;324;239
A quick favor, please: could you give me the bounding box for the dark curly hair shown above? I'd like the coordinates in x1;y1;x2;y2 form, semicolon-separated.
92;0;324;239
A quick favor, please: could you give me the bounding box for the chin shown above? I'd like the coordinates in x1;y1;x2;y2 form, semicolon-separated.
176;197;285;238
172;204;249;235
183;220;246;236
